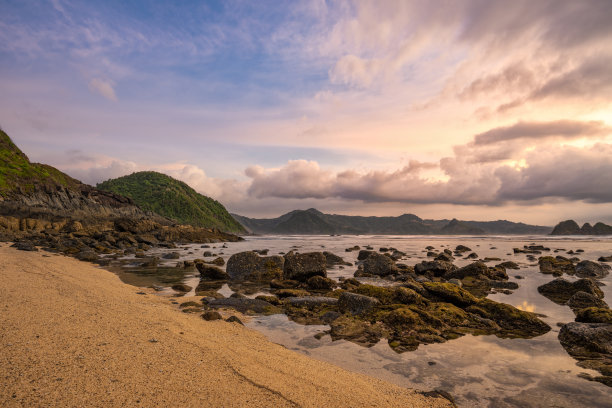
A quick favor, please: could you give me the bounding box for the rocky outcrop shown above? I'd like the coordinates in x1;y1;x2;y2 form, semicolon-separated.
551;219;612;235
575;260;610;279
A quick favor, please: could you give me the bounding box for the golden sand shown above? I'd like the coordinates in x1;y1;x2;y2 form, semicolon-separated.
0;244;451;407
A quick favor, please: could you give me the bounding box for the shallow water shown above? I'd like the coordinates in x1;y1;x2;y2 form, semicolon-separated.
108;235;612;407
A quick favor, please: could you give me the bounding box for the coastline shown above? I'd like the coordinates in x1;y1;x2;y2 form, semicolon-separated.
0;244;451;407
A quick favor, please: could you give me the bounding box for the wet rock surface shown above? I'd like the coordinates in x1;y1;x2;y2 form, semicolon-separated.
225;251;284;282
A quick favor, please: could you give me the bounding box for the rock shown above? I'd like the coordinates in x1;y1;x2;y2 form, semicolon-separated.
283;252;327;281
338;292;380;315
455;245;472;253
435;252;454;262
225;316;244;325
362;252;399;276
195;263;229;280
339;278;361;290
575;260;610;279
559;322;612;355
444;261;488;280
599;256;612;262
207;298;279;314
465;252;479;259
306;275;337;290
422;282;478;307
255;295;282;306
208;256;225;266
357;250;376;260
201;311;223;321
323;251;350;267
253;249;269;255
203;251;213;257
538;256;575;276
497;261;520;270
537;278;604;304
576;308;612;324
171;283;192;292
275;289;311;298
448;279;462;287
567;292;609;312
162;252;180;259
140;257;159;267
285;297;339;308
75;250;99;262
393;286;428;306
329;316;385;347
414;260;457;278
269;279;300;289
345;245;360;252
225;251;284;282
470;299;551;337
11;242;38;251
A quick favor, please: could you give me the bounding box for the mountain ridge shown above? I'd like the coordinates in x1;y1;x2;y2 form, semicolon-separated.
232;208;553;235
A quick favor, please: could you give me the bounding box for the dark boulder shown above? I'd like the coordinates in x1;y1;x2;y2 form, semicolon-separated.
455;245;472;253
362;252;399;276
283;252;327;281
567;292;608;312
171;283;192;292
201;311;223;321
196;263;229;280
162;252;180;259
225;251;284;282
559;322;612;355
357;250;375;260
575;260;610;279
414;260;457;278
306;275;337;290
576;308;612;324
323;251;350;267
537;278;604;304
11;242;38;251
538;256;575;276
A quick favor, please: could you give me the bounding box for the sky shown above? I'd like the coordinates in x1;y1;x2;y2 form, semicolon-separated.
1;0;612;225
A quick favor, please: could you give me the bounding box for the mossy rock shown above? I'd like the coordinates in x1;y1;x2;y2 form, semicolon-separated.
471;299;550;338
274;289;311;298
255;295;282;306
383;307;421;327
576;307;612;324
179;301;201;308
351;285;395;303
422;282;478;307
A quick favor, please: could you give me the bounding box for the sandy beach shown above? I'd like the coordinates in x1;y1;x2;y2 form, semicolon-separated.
0;244;451;407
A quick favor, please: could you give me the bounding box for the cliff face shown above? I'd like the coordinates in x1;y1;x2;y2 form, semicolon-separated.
0;130;240;246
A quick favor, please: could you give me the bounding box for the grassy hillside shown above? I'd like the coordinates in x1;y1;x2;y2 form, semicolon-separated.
97;171;245;233
0;129;81;197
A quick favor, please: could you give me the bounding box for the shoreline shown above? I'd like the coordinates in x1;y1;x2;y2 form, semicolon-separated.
0;244;451;407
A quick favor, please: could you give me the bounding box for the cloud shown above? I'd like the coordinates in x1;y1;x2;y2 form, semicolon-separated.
88;78;117;101
243;120;612;206
473;120;610;145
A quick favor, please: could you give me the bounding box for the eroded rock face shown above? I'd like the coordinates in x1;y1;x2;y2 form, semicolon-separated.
283;252;327;281
225;251;284;282
362;252;399;276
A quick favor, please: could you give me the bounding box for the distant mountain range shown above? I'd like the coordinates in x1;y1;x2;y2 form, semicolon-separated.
232;208;553;235
97;171;245;234
550;220;612;235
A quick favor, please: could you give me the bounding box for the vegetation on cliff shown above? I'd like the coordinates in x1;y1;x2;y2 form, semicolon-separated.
0;129;80;197
98;171;245;233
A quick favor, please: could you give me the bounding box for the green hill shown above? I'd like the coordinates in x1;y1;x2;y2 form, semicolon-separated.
0;128;81;197
97;171;245;233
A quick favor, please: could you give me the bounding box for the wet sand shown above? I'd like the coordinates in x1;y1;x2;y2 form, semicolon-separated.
0;244;451;408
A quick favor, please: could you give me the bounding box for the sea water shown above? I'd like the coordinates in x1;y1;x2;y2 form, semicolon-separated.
110;235;612;407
